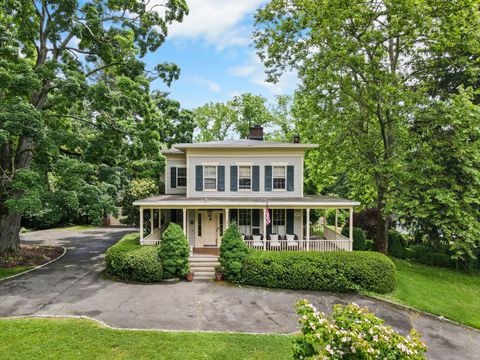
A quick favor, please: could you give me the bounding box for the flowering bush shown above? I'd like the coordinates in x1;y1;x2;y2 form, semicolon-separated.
293;300;427;359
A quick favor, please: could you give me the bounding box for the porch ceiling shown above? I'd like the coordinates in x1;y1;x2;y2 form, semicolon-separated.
133;194;360;208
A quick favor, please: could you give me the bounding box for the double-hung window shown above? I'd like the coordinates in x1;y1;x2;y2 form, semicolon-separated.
272;209;286;235
273;166;286;190
204;166;217;190
239;209;252;235
238;166;252;190
177;167;187;187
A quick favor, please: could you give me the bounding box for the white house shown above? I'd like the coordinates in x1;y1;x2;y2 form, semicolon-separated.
134;126;360;265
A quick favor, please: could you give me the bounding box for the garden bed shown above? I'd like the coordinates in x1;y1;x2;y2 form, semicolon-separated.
0;245;64;280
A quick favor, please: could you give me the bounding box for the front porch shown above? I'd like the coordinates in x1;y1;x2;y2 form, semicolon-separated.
134;195;359;252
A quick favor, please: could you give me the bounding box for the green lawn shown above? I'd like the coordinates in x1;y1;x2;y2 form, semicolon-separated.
375;259;480;329
0;266;32;280
0;318;294;360
59;225;98;230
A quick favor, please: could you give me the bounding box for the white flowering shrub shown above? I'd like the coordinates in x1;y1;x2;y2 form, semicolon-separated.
293;300;427;359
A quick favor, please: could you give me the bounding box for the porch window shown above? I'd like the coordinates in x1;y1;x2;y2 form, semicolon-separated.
239;209;251;235
203;165;217;190
238;166;251;190
177;167;187;187
272;209;286;235
273;166;286;190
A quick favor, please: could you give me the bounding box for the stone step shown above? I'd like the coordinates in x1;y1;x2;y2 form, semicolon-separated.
193;271;215;280
190;261;219;267
191;266;217;272
189;256;219;262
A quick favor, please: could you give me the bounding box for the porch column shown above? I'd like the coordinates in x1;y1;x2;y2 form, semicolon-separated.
306;208;310;251
349;207;353;251
262;208;267;250
182;208;187;236
139;207;144;242
335;208;338;234
158;209;162;240
225;208;229;229
150;208;154;234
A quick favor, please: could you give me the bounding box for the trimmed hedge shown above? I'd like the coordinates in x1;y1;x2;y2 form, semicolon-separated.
105;233;163;282
240;251;396;294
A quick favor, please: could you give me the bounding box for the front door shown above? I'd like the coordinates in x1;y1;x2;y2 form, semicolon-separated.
202;211;218;246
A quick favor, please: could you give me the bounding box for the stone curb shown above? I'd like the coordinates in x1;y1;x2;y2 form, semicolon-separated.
0;246;67;282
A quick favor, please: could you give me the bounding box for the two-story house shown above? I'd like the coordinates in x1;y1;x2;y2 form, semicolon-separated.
134;126;359;275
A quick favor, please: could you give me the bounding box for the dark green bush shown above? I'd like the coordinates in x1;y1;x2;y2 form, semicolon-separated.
388;230;408;258
341;226;366;250
219;222;250;281
240;251;396;294
105;233;163;282
365;239;375;251
158;223;190;279
409;244;457;268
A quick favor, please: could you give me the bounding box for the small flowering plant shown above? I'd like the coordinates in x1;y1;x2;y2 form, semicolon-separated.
293;300;427;359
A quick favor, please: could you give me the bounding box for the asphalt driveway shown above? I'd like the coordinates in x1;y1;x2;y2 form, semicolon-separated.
0;227;479;360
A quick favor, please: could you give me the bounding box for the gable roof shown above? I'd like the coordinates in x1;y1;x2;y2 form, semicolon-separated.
174;139;318;150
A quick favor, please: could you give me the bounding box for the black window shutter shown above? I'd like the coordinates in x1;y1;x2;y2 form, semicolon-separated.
252;209;260;227
195;165;203;191
230;209;238;223
287;165;294;191
265;166;272;191
252;166;260;191
218;166;225;191
170;167;177;188
287;209;294;234
230;166;238;191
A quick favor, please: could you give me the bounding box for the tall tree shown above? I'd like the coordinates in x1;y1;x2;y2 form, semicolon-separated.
0;0;188;254
253;0;480;253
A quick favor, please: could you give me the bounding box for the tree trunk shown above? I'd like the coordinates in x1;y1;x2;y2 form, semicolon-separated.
0;211;22;254
374;186;389;254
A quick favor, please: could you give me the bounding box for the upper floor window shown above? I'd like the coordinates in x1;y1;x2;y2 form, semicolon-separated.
204;165;217;190
273;166;286;190
238;166;252;190
177;167;187;187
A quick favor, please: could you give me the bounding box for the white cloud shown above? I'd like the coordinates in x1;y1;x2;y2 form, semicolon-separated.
186;76;221;92
228;52;298;95
165;0;266;49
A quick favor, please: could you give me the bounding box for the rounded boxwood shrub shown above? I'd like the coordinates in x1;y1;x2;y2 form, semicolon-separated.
240;251;396;294
105;233;163;282
158;223;190;279
388;230;407;258
341;226;366;250
219;222;249;281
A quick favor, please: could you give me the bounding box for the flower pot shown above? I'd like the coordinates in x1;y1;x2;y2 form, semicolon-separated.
186;272;194;281
215;272;223;281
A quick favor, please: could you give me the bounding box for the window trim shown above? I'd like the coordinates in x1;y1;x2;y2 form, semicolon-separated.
203;165;217;191
238;165;252;191
176;166;187;188
272;165;287;191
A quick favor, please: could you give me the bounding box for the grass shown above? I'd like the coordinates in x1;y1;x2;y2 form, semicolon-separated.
0;318;294;360
0;266;32;280
59;225;98;230
373;258;480;329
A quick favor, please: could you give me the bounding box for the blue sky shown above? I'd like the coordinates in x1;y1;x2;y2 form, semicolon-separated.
144;0;297;109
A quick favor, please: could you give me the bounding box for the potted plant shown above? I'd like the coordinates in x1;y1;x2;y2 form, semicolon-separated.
214;265;224;281
186;271;194;281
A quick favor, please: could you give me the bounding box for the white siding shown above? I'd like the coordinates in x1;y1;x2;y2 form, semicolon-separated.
187;154;303;198
165;157;187;195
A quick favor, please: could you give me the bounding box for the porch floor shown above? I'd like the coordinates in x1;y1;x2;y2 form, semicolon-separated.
193;247;219;256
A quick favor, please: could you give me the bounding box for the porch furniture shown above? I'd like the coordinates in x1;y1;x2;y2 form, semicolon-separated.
286;234;298;248
252;234;264;249
269;234;281;250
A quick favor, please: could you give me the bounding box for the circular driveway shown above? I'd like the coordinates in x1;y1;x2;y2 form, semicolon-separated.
0;227;479;359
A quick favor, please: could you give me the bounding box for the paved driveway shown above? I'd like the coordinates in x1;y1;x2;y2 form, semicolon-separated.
0;227;479;360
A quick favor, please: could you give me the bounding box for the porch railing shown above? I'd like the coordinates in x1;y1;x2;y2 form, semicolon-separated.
141;227;162;246
243;239;351;252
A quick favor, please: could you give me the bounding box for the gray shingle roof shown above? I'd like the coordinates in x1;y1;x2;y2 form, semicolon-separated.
174;139;317;150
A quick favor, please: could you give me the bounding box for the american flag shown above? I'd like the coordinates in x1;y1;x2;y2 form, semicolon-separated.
265;204;271;226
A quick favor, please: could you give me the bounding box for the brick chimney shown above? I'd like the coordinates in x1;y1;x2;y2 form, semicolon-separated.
248;125;264;141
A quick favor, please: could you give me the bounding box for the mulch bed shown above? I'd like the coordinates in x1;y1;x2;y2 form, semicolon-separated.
0;245;64;268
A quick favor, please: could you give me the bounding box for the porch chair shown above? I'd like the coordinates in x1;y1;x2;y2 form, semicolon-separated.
252;234;264;249
286;234;299;249
269;233;282;250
